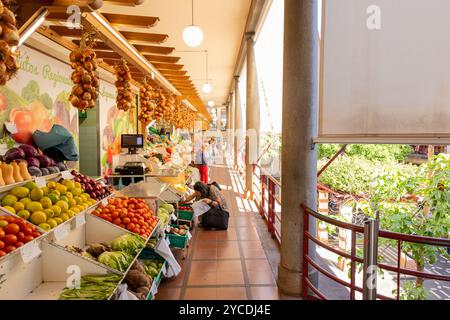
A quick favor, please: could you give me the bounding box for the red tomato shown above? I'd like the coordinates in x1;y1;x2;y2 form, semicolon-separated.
138;220;145;227
15;241;24;248
4;246;16;253
113;218;121;225
0;240;4;249
23;235;34;243
32;231;41;238
119;212;127;219
127;223;135;231
16;232;24;241
127;212;134;219
123;217;131;225
100;214;109;220
4;216;14;223
105;216;113;223
0;228;4;239
133;227;140;233
3;234;17;245
109;211;117;218
0;250;5;257
129;204;135;210
119;224;126;229
22;227;32;236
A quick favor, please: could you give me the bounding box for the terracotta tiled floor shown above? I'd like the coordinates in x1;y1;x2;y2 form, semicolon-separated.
156;159;287;300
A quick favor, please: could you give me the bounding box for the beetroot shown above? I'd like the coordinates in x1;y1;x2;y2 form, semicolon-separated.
19;144;39;158
26;157;40;168
4;147;26;163
36;155;51;168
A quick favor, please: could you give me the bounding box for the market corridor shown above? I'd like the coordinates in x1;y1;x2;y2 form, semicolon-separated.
156;159;293;300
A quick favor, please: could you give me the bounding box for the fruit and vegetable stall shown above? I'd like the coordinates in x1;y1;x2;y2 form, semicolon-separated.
0;166;194;300
0;0;204;301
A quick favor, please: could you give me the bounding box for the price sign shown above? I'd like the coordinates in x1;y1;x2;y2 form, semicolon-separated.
35;177;46;188
61;170;74;180
75;213;86;228
53;223;70;241
20;241;41;264
171;213;177;221
101;198;108;206
165;225;171;233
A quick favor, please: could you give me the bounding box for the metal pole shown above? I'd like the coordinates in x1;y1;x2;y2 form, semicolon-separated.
363;217;379;300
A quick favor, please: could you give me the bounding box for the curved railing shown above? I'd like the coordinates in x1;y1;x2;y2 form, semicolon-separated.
301;204;450;300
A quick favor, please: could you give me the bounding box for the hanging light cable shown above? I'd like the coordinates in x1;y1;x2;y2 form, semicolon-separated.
202;50;212;93
183;0;204;48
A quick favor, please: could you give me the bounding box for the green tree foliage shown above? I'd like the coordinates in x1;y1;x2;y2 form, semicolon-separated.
318;144;413;161
318;155;418;195
356;154;450;299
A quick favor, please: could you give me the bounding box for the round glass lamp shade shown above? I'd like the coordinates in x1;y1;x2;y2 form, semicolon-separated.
202;83;212;94
183;25;204;48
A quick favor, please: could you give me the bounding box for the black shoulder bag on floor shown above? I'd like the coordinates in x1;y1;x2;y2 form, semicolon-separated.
202;205;229;230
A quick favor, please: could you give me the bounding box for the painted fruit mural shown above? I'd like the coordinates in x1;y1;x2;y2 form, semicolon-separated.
0;46;78;147
100;83;136;176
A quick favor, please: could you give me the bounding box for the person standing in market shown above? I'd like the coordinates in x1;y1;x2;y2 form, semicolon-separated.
195;143;209;183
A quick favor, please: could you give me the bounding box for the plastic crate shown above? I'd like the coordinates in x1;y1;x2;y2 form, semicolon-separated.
166;224;190;248
178;210;194;221
139;249;166;301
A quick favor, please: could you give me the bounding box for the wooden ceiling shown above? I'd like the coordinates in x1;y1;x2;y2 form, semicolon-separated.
34;1;209;121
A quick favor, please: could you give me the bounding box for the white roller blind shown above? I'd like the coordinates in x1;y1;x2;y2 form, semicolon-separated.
319;0;450;144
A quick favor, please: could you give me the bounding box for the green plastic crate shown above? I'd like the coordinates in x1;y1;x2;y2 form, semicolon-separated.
178;209;194;221
167;224;189;248
139;249;166;301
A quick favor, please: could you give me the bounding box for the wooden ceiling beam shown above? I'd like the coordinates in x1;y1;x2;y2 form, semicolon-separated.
101;13;159;28
160;70;188;76
133;44;175;55
49;25;82;38
121;31;168;44
152;63;184;71
144;55;180;63
103;0;146;6
47;11;159;29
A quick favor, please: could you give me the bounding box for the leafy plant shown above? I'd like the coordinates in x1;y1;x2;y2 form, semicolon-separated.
318;144;413;162
357;154;450;299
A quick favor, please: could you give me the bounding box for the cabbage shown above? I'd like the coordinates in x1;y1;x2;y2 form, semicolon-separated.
98;251;133;272
160;203;174;213
110;234;145;255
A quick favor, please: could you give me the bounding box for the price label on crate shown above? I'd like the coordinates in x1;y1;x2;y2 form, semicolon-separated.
20;241;41;264
35;177;46;188
187;230;192;240
171;213;177;221
54;223;70;241
61;170;74;180
75;213;86;228
165;225;171;233
101;198;108;206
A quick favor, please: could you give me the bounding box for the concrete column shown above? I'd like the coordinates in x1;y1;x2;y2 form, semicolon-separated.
245;34;261;198
234;76;243;168
217;108;222;132
278;0;319;296
228;93;235;158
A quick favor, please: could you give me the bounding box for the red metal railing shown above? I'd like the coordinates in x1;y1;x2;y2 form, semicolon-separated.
253;164;281;243
301;204;450;300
